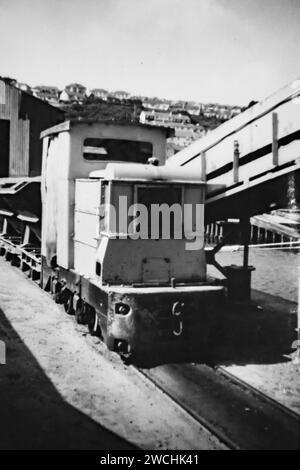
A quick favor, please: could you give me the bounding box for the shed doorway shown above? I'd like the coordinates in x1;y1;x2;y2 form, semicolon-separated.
0;119;9;177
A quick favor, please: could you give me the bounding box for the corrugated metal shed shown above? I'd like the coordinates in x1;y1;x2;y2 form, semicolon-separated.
0;78;64;177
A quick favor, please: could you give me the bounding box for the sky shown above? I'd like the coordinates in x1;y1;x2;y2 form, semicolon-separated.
0;0;300;106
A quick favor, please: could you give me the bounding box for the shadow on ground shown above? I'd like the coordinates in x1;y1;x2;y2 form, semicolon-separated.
0;308;136;450
132;296;297;368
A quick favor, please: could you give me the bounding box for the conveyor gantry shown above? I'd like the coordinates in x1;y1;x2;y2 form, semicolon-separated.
167;79;300;302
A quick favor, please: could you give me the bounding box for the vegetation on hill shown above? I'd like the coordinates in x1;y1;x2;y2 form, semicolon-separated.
189;113;227;130
61;96;226;131
61;97;143;122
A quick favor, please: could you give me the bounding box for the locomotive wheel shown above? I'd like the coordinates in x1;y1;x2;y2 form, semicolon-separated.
75;299;86;324
43;276;51;292
64;292;74;315
105;332;115;351
87;308;102;337
52;281;62;303
117;341;133;364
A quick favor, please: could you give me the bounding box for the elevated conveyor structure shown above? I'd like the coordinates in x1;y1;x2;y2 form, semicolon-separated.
167;79;300;223
167;79;300;302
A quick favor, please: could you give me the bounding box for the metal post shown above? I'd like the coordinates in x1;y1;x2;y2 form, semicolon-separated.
233;140;239;184
201;151;207;182
272;112;279;167
1;218;7;236
293;265;300;363
241;217;250;268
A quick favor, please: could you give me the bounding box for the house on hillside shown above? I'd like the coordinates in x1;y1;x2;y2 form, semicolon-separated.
202;103;218;117
32;85;59;104
230;105;242;117
169;100;187;113
60;83;86;103
142;98;155;109
142;98;170;111
129;95;146;102
140;110;191;127
185;102;201;116
16;83;33;94
109;90;130;101
90;88;109;100
215;105;231;120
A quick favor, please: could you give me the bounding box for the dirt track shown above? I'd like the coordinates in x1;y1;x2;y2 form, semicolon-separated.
0;258;223;450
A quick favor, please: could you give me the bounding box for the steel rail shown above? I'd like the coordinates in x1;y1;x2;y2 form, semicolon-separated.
136;363;300;450
217;366;300;422
137;367;237;450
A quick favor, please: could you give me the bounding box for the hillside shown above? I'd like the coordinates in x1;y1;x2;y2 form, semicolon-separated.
61;97;225;132
61;97;142;123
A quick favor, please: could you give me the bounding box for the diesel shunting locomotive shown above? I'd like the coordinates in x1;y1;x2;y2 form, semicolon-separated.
0;119;223;360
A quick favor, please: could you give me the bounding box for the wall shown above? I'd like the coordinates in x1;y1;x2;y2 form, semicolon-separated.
0;79;64;178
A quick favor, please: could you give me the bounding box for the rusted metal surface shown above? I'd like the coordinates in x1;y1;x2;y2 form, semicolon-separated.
104;285;224;357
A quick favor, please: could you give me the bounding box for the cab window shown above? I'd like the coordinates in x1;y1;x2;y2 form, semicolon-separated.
83;138;153;163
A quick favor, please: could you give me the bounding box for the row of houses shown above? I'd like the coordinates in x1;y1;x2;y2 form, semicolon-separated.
136;97;242;119
3;76;240;155
15;82;132;106
14;79;243;120
139;109;208;154
11;77;232;151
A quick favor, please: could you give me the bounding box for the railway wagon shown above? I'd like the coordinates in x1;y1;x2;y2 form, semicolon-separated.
0;78;64;269
39;120;224;359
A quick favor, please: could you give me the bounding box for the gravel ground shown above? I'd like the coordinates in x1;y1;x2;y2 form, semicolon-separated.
214;246;300;303
0;258;224;450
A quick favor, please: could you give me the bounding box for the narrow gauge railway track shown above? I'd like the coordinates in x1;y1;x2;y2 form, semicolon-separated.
217;366;300;422
138;363;300;450
2;255;299;450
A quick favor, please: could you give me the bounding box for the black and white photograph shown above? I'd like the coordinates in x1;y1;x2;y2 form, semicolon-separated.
0;0;299;454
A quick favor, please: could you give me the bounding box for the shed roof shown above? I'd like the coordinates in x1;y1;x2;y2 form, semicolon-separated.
40;119;174;138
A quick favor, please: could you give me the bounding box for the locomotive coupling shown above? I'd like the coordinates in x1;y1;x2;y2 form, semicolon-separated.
172;301;185;337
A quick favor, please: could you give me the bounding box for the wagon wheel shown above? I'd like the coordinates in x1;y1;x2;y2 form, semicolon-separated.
53;291;63;304
119;344;133;365
11;253;20;267
5;251;12;262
